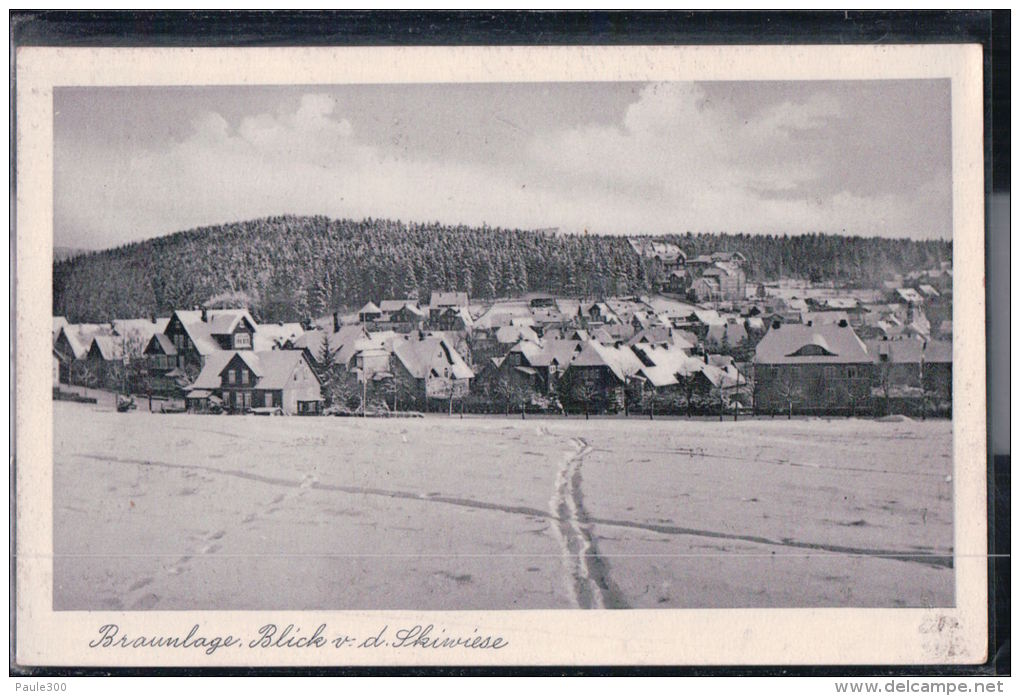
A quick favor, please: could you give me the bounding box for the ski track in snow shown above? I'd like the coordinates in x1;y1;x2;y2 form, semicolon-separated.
548;437;606;609
72;452;952;571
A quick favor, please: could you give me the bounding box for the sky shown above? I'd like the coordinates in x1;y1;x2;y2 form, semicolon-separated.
53;80;952;250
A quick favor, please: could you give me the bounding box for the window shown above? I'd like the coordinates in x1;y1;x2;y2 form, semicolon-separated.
823;366;836;380
156;355;166;369
234;333;251;349
241;370;249;385
846;366;858;379
228;369;236;385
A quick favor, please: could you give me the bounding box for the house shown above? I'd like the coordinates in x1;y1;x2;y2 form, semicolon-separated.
663;268;690;294
628;326;686;350
85;335;126;390
578;301;619;325
501;338;584;394
429;305;473;332
753;321;874;415
894;287;925;305
357;301;383;323
112;318;164;344
204;309;258;350
53;323;113;384
801;310;851;327
429;291;469;321
154;308;256;369
697;264;747;302
495;324;540;347
52;316;69;342
53;347;67;387
290;325;370;367
527;294;557;309
390;334;474;405
867;337;952;406
375;301;426;332
630;344;705;392
705;318;748;350
559;341;643;413
185;350;323;415
628;239;686;270
254;322;305;351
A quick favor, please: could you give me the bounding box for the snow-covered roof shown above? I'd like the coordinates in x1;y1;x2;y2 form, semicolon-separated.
379;299;418;312
569;341;642;382
754;323;871;365
90;335;124;361
190;350;312;391
253;322;305;351
56;323;113;359
895;287;924;304
430;291;469;308
112;318;162;341
495;324;539;345
632;344;704;387
802;311;850;327
866;338;951;364
392;335;474;380
706;321;747;347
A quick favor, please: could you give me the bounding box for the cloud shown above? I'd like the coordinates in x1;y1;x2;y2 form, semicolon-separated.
55;86;952;249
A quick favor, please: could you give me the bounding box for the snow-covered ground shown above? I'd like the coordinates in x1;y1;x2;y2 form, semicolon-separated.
53;400;953;610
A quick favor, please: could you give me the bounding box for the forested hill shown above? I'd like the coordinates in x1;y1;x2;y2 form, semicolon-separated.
53;215;951;323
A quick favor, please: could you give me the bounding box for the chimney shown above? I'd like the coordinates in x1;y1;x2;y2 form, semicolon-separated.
332;311;340;333
772;319;782;330
838;318;848;328
201;307;208;323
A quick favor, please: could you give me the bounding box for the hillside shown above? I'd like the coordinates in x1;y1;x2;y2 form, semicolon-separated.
52;215;951;323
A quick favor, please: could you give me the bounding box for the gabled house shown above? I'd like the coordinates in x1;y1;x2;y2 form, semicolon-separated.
54;323;112;362
430;305;473;332
185;349;322;415
204;309;258;350
429;291;469;322
53;323;113;384
390;334;474;404
52;316;69;342
156;310;226;367
753;321;874;415
85;335;126;389
663;268;690;294
357;301;383;323
867;337;952;405
705;318;748;351
375;301;426;331
578;301;619;325
290;325;371;368
560;341;643;412
254;322;305;352
501;338;583;394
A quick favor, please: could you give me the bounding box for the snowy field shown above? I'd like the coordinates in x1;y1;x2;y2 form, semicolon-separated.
52;400;954;610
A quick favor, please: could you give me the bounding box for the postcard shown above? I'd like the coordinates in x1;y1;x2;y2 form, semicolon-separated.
14;43;986;667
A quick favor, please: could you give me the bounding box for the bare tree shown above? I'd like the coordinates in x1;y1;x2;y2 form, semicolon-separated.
571;375;599;420
676;371;698;419
774;370;804;419
71;360;96;396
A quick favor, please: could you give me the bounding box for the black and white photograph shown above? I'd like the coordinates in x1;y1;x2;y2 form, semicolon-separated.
14;41;989;667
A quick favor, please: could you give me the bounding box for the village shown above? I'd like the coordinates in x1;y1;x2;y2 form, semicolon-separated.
51;240;953;421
